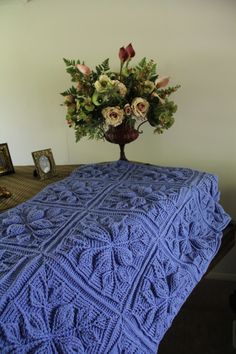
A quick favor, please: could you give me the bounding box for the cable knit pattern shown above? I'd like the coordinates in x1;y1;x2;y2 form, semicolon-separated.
0;161;230;353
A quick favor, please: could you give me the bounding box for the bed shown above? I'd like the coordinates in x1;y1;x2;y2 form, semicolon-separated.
0;161;231;353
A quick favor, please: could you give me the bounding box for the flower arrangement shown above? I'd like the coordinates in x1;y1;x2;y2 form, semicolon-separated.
61;43;180;142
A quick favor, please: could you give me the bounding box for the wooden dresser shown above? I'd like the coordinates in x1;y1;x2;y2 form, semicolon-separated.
0;164;235;273
0;165;79;212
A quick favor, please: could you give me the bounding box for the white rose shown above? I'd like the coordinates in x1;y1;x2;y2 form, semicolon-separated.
102;106;124;127
131;97;149;118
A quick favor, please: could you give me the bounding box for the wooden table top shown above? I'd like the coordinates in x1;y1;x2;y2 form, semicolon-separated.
0;165;79;212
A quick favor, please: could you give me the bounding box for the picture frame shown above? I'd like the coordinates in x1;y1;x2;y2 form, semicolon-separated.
0;143;15;176
32;148;57;180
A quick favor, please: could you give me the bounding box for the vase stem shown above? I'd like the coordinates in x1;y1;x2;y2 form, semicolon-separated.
119;144;127;161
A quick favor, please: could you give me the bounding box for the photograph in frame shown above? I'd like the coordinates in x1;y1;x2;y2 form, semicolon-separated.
32;148;56;180
0;143;15;176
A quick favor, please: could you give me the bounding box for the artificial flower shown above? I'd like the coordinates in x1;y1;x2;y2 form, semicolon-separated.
119;47;129;62
102;106;124;127
156;76;170;88
61;45;180;142
113;80;127;97
126;43;135;58
64;95;75;105
94;75;113;92
76;64;91;76
124;103;132;116
92;91;106;106
143;80;155;94
131;97;150;119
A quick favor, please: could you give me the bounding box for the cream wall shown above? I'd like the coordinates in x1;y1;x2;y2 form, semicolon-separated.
0;0;236;275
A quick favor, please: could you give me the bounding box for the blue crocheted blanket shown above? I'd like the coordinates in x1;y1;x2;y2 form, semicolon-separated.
0;161;230;353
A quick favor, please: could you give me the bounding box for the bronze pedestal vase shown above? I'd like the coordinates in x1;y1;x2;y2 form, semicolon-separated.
104;120;139;161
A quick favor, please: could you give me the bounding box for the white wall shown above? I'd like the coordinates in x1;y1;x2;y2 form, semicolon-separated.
0;0;236;275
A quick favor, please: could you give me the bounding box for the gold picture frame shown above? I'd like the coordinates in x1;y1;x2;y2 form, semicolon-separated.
32;148;56;180
0;143;15;176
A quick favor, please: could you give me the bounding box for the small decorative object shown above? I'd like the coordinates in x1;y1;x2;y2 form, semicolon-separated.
32;148;56;180
0;143;15;176
0;186;12;199
61;43;180;160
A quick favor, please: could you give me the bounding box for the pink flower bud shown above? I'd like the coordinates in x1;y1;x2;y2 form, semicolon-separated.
119;47;129;62
76;64;91;76
124;103;132;116
126;43;135;58
156;76;170;88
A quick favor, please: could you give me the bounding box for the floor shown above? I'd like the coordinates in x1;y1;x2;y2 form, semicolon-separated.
158;279;236;354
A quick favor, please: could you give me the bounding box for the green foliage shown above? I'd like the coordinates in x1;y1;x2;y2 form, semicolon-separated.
148;99;177;133
63;58;77;67
75;119;104;142
159;85;181;98
61;47;180;142
134;57;158;81
95;58;110;76
60;86;77;96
